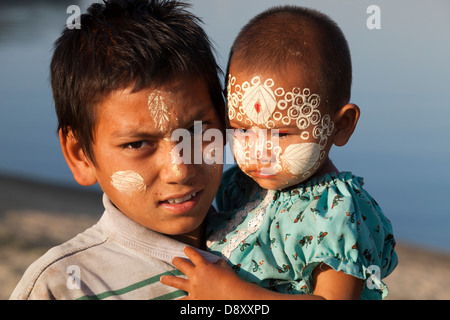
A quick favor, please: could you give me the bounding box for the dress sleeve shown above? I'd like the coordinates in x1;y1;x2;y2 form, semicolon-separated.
286;174;397;299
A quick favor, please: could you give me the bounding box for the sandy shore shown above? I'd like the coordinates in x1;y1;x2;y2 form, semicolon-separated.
1;173;449;300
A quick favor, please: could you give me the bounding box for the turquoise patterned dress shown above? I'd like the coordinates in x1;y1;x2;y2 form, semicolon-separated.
206;166;398;299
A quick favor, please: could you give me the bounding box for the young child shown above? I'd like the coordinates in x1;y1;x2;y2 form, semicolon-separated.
10;0;225;300
160;5;398;300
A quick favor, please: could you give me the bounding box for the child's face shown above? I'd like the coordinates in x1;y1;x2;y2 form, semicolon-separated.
87;76;223;235
228;69;335;190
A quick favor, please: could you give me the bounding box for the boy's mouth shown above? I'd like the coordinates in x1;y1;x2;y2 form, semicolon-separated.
163;191;198;204
159;190;203;214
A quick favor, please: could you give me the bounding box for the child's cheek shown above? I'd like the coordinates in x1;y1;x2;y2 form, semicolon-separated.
231;135;250;169
278;142;321;178
202;145;224;175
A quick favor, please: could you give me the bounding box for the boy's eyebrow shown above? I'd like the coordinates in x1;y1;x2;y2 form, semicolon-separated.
178;104;214;126
110;127;162;139
111;104;215;138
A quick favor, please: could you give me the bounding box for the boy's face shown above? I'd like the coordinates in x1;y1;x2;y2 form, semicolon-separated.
228;67;335;190
87;76;223;236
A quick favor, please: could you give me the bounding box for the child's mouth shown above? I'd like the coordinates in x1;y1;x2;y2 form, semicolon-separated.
251;171;278;179
248;166;279;179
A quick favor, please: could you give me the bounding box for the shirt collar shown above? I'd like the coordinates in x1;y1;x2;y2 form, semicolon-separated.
98;193;219;265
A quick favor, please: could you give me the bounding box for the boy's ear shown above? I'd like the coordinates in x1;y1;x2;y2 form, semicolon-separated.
59;128;98;186
332;103;360;147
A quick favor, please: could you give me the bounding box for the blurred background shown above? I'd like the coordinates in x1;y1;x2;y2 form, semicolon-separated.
1;0;449;299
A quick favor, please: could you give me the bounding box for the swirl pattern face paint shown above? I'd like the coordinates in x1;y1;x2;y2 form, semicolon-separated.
228;74;335;188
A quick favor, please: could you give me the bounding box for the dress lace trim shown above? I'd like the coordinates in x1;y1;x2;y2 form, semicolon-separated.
207;189;275;259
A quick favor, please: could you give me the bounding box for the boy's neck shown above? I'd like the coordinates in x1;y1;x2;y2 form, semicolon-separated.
168;223;206;250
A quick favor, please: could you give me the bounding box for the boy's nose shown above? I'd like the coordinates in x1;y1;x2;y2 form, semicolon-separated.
160;142;196;185
164;162;196;185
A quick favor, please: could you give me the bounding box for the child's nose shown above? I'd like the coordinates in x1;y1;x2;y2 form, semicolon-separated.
248;129;276;164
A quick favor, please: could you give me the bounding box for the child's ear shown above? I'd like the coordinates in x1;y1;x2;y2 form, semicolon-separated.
332;103;360;147
59;128;98;186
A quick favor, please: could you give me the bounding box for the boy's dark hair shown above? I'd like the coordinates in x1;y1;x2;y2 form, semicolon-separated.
226;5;352;111
51;0;224;163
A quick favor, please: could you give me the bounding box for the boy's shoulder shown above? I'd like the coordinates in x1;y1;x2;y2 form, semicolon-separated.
10;223;107;300
10;194;204;300
10;217;187;300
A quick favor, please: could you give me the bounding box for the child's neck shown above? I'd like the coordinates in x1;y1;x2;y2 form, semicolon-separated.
294;157;339;189
315;157;339;177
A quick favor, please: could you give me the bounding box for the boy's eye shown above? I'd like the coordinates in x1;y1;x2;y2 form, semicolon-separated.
122;141;153;150
188;122;208;135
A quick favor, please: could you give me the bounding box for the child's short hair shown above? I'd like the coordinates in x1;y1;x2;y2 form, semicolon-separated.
226;5;352;111
51;0;224;163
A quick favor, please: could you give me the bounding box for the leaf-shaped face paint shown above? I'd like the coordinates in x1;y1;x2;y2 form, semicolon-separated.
242;81;277;125
111;170;147;195
279;143;320;176
148;90;170;132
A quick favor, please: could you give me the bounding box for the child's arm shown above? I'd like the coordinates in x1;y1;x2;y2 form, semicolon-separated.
160;246;362;300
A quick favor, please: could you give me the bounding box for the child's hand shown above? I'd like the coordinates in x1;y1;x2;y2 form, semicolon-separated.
160;246;244;300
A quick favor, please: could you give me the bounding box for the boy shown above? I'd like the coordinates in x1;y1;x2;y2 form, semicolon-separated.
10;0;224;300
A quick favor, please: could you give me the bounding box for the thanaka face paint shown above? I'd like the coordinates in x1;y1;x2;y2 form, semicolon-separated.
148;90;170;133
111;170;147;195
228;74;335;188
241;77;277;125
279;142;320;176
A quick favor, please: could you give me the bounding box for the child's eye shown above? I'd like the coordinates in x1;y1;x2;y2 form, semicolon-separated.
273;132;289;138
235;128;249;134
269;129;290;139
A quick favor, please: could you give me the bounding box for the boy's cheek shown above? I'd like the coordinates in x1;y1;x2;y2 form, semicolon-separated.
201;162;223;187
110;170;147;196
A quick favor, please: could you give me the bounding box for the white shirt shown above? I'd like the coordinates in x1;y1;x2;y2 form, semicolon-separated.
10;194;218;300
